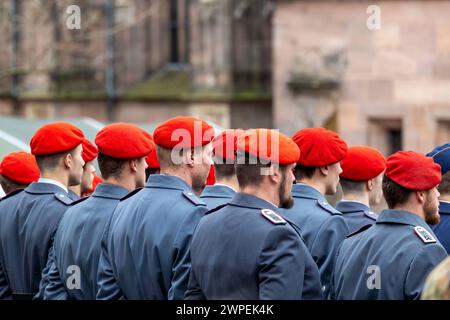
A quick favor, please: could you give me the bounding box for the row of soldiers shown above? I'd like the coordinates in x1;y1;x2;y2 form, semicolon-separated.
0;116;449;300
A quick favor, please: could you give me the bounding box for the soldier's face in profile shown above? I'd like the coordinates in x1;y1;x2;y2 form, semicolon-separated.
278;163;295;209
369;172;384;206
325;162;342;195
80;161;95;192
135;156;148;188
68;144;85;186
191;143;213;194
424;187;440;225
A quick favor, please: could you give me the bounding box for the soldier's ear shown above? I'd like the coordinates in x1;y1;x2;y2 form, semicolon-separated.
63;153;72;169
367;179;374;192
129;158;138;173
318;165;329;177
415;190;426;204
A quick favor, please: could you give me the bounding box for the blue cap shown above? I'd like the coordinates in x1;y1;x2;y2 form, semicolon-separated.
427;143;450;175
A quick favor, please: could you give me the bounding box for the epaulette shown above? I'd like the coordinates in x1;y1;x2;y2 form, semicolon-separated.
260;209;286;225
120;187;143;202
317;200;342;215
182;191;206;206
364;211;378;221
54;192;73;205
347;224;372;238
0;188;24;201
204;204;227;216
70;196;90;206
414;226;437;244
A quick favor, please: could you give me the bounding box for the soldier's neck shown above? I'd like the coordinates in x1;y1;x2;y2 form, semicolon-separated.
341;192;369;206
215;176;239;192
297;179;326;196
40;171;69;188
240;185;280;208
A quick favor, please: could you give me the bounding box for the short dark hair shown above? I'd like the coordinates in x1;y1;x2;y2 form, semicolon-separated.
294;165;316;181
438;171;450;195
382;175;413;208
0;175;28;195
35;151;68;172
97;153;126;180
340;178;365;194
235;153;271;188
214;162;235;180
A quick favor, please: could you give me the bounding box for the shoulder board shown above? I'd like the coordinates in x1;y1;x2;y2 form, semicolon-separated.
347;223;372;238
261;209;286;225
120;187;142;201
0;188;24;201
182;191;206;206
204;203;227;215
317;200;342;215
54;192;73;205
364;211;378;221
414;226;437;244
70;196;90;206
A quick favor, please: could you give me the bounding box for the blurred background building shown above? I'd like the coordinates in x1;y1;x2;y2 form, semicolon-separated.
0;0;449;156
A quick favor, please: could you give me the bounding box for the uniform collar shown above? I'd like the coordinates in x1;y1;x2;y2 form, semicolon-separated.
92;183;130;200
439;200;450;215
376;209;429;228
228;192;280;211
38;178;68;194
201;185;236;199
26;181;69;195
291;183;325;201
146;174;192;192
336;200;371;214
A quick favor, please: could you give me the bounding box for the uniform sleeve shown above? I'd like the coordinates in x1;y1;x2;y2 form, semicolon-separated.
405;244;448;299
169;206;207;300
328;241;344;300
258;226;306;300
96;221;125;300
310;215;349;298
40;246;68;300
184;268;206;300
0;260;12;299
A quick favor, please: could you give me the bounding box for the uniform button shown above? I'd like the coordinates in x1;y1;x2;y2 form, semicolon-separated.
322;202;327;206
60;195;64;198
188;193;193;196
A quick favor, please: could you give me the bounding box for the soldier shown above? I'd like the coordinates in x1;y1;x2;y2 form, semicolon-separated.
0;122;85;300
96;116;214;300
185;129;322;300
282;127;349;298
0;151;40;195
40;123;152;300
200;129;243;208
336;146;386;234
427;143;450;253
331;151;447;300
68;139;98;200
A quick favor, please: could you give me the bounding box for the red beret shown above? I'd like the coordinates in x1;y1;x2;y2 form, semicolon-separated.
340;146;386;181
292;128;348;167
206;165;216;185
213;129;245;162
386;151;442;191
95;123;153;159
0;151;40;184
82;139;98;163
145;137;160;169
153;116;214;149
30;122;85;156
236;129;300;165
